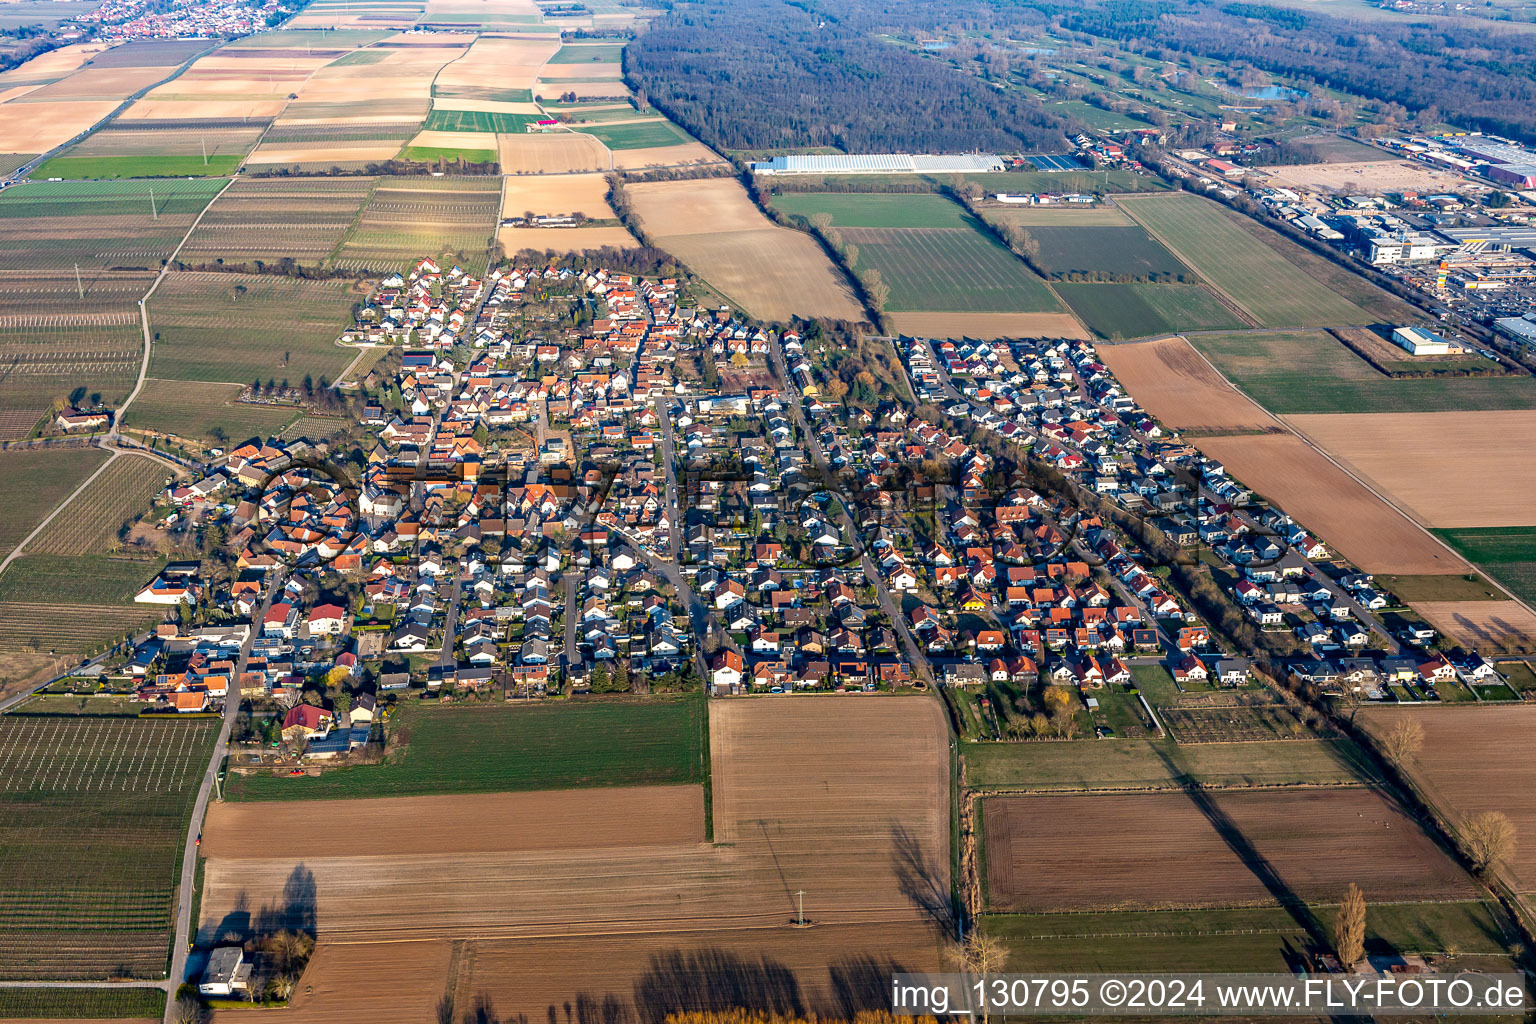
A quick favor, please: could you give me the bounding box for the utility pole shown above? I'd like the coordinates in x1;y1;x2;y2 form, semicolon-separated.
74;263;83;300
795;889;805;926
148;186;157;220
201;138;207;167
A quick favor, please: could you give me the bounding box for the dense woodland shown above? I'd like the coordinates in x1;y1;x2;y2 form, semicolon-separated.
631;0;1536;153
1035;0;1536;145
625;0;1074;154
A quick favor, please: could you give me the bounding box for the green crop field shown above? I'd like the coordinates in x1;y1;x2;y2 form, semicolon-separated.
0;715;216;980
549;43;626;63
1187;330;1536;413
423;108;540;133
0;177;225;218
146;272;360;384
28;456;171;557
769;191;1061;311
576;120;692;150
329;49;390;65
1054;282;1245;339
0;448;110;558
124;378;302;443
227;698;706;801
400;145;498;164
1432;527;1536;606
432;84;534;103
963;735;1375;791
773;192;974;229
1434;526;1536;564
1118;193;1378;327
31;154;244;179
849;227;1061;312
1021;225;1191;279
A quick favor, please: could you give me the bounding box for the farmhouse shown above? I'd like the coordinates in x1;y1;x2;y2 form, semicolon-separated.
198;947;252;997
54;409;110;432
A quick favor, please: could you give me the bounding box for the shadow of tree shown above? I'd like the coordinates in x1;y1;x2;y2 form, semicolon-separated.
631;948;806;1024
890;821;953;933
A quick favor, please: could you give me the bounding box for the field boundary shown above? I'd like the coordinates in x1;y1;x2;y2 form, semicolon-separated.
1115;198;1259;328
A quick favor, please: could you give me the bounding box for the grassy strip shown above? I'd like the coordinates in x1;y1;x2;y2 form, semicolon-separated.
33;155;243;179
226;697;705;801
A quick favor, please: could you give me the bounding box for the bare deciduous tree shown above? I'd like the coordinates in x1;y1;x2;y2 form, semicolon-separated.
1464;811;1516;873
947;931;1009;1024
1380;718;1424;766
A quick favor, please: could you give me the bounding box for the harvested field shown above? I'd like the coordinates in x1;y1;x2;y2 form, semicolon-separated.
203;786;705;859
119;98;287;120
1261;160;1458;193
1098;336;1276;433
1194;432;1471;575
983;789;1475;912
627;179;861;321
501;170;614;217
496;131;609;172
887;311;1088;341
536;80;631;100
211;941;453;1024
498;224;637;252
1283;411;1536;528
200;697;948;944
408;127;497;151
0;100;117;152
1360;705;1536;891
610;141;725;169
1411;601;1536;652
245;140;404;165
15;66;164;102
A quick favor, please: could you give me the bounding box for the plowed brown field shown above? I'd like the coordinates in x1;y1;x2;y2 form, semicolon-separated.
1410;601;1536;652
1360;705;1536;892
984;789;1475;912
214;924;944;1024
198;697;949;944
628;179;862;321
1284;411;1536;528
201;786;704;859
1194;432;1470;575
497;132;609;173
1098;336;1277;433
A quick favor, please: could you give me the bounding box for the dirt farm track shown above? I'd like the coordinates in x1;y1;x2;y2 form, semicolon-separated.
198;697;951;1020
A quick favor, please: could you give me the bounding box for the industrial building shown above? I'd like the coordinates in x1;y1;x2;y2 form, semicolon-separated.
750;153;1005;175
1391;326;1462;355
1495;312;1536;348
1452;138;1536;189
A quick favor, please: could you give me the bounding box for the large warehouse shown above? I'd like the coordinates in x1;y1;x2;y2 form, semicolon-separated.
751;153;1006;175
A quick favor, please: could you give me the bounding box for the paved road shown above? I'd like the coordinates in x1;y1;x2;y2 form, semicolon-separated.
113;176;237;446
767;337;934;686
562;573;579;674
163;569;284;1016
435;576;464;668
654;396;680;560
